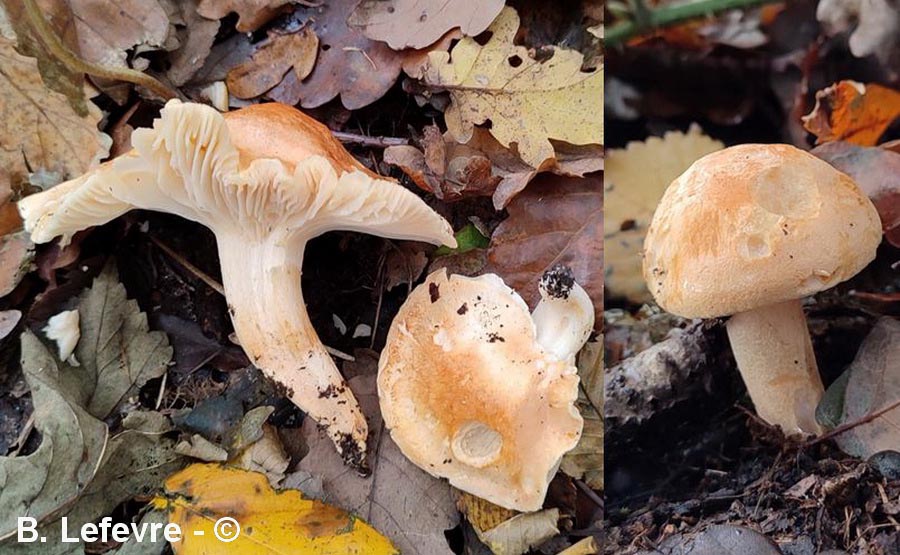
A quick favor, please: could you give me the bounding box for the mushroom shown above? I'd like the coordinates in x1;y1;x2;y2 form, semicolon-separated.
643;144;881;435
377;267;593;511
18;100;456;467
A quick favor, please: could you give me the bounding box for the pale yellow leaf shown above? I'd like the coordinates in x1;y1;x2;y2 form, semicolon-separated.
604;125;723;302
425;7;602;167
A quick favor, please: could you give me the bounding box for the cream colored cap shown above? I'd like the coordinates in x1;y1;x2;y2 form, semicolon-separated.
377;269;583;512
643;144;881;318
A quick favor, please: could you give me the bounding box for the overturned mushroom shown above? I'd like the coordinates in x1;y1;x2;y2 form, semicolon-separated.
378;267;593;511
643;144;881;435
19;100;456;467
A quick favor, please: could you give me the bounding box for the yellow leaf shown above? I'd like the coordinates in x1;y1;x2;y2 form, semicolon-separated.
154;463;399;555
425;6;602;167
604;125;723;303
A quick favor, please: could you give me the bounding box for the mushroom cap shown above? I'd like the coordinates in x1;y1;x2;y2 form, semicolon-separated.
378;269;583;512
643;144;882;318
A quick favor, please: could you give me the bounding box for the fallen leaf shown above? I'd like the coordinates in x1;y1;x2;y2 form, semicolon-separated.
400;29;460;79
175;434;229;461
268;0;404;109
0;310;21;340
0;331;108;541
383;242;429;292
234;425;289;487
476;509;560;555
299;352;460;555
425;7;603;167
560;340;602;490
165;0;221;86
802;81;900;146
433;223;489;256
604;125;723;303
227;27;318;99
2;0;88;115
64;0;170;70
0;232;35;298
348;0;504;49
457;492;517;535
197;0;293;32
635;525;781;555
155;463;400;554
835;318;900;458
384;127;602;208
68;263;172;419
557;536;599;555
187;32;255;86
485;174;602;324
812;142;900;246
0;37;110;188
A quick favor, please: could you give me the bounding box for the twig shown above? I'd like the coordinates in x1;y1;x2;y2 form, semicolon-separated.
150;236;225;296
332;131;409;148
21;0;177;100
803;398;900;447
606;0;783;47
8;413;35;457
575;479;603;507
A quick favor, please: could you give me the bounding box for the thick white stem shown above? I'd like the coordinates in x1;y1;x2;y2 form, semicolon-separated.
217;235;368;468
726;299;824;436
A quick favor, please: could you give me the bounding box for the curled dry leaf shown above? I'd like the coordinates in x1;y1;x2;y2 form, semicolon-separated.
605;126;723;303
834;318;900;458
476;509;561;555
348;0;504;50
197;0;294;32
802;81;900;146
0;37;110;188
812;141;900;246
385;126;602;208
268;0;404;109
154;463;400;555
486;174;602;324
425;7;603;167
227;27;318;99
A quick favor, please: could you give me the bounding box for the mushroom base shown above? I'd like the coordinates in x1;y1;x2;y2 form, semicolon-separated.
726;299;824;436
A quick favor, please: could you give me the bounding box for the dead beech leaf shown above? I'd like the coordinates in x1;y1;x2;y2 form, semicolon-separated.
227;28;318;99
812;142;900;246
802;81;900;146
268;0;403;109
0;37;110;188
425;7;603;167
835;318;900;458
197;0;293;32
485;174;601;324
605;126;723;303
154;463;399;555
348;0;504;50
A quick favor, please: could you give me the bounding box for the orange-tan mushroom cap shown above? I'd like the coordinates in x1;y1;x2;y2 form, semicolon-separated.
643;144;882;318
378;269;583;512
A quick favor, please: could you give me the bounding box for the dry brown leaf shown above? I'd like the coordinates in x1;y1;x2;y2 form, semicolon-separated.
604;126;723;303
348;0;504;49
400;29;460;79
227;28;318;100
0;37;110;188
164;0;220;86
485;174;602;324
66;0;169;69
802;81;900;146
385;127;602;208
197;0;294;32
812;142;900;247
0;232;34;298
267;0;403;109
425;7;603;167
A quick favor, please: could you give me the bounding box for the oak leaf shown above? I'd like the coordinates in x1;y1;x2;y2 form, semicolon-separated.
227;27;318;99
802;81;900;146
197;0;293;32
424;7;603;167
348;0;504;49
154;463;400;554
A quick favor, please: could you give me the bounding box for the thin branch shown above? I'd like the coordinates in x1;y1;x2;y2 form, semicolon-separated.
22;0;177;100
804;398;900;447
332;131;409;148
606;0;783;47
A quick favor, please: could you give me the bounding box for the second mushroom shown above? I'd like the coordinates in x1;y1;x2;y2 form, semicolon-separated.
18;100;456;467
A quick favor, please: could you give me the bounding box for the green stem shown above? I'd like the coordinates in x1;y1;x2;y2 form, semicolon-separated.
21;0;177;100
606;0;783;47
